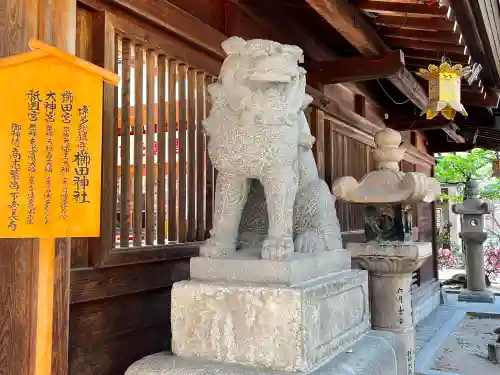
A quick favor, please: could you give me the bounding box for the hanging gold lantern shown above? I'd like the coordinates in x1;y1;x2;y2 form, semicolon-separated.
416;62;471;120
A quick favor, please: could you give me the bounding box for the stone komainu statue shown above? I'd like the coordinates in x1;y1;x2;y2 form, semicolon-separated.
200;37;343;261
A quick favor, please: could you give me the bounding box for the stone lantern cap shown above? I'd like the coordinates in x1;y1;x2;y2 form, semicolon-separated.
332;128;440;204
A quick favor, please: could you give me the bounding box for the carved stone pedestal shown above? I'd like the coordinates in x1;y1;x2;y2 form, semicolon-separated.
348;242;432;375
125;253;408;375
172;269;370;372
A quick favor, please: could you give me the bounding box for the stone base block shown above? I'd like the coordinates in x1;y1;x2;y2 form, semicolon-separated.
190;248;351;285
347;241;432;259
457;289;495;303
487;342;500;362
171;270;370;372
412;280;441;325
125;331;407;375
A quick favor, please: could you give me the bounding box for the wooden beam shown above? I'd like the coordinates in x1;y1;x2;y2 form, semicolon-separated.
404;48;469;64
305;0;387;58
306;50;405;84
428;141;477;153
306;0;428;111
229;0;336;61
388;116;454;131
353;0;449;17
379;28;461;45
372;14;455;32
0;4;74;375
107;0;226;59
462;90;500;108
405;56;467;70
387;68;428;111
386;36;468;55
442;125;466;143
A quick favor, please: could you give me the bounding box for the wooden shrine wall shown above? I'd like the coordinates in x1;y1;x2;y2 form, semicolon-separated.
68;2;436;375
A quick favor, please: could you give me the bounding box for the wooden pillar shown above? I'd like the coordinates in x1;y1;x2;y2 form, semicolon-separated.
0;1;75;375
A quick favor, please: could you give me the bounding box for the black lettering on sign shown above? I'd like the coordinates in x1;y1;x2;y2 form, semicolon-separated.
73;105;91;204
26;89;41;224
8;123;22;231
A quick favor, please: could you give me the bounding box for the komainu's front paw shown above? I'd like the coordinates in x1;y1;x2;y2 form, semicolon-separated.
261;236;294;261
199;238;236;258
294;230;324;253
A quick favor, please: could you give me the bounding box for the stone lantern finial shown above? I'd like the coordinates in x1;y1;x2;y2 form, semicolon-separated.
372;128;405;171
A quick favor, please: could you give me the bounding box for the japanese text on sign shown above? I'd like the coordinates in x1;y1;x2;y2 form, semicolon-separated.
0;79;102;238
0;40;120;238
5;89;96;235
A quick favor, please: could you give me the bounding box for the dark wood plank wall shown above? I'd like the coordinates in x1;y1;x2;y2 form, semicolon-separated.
68;2;436;375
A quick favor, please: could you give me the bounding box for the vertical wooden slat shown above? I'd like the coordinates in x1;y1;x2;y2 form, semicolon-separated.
157;55;167;244
334;132;346;231
354;94;366;117
119;39;131;248
133;44;144;246
145;50;156;245
343;135;350;231
323;118;333;186
111;35;119;250
204;75;214;238
311;107;325;179
178;63;188;243
196;71;206;241
167;59;177;242
186;68;197;242
330;126;336;189
90;14;118;260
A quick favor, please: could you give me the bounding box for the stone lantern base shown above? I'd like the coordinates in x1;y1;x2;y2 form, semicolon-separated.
458;289;495;303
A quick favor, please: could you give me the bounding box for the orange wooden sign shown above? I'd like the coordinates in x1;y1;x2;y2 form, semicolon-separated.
0;40;120;238
0;40;120;375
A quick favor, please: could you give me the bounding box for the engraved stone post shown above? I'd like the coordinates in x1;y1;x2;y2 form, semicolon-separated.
333;128;441;375
452;180;495;303
349;242;432;375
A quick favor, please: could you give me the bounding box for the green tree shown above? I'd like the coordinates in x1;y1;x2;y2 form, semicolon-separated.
435;149;500;202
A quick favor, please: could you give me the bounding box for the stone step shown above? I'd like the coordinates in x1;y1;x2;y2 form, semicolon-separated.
124;330;406;375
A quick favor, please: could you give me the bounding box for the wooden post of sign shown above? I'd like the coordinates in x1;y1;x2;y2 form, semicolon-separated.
36;238;56;375
0;2;75;375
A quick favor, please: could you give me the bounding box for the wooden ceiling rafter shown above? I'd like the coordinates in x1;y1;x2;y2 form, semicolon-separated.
303;0;478;143
353;0;450;17
305;0;429;112
378;28;461;44
353;0;500;112
305;50;406;84
404;48;469;64
448;0;500;88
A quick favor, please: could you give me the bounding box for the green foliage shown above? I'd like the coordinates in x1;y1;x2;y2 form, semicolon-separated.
435;149;495;183
435;149;500;202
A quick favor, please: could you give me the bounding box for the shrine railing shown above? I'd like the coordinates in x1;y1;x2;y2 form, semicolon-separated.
85;11;219;266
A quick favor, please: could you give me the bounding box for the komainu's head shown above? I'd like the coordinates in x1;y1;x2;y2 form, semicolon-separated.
203;37;309;136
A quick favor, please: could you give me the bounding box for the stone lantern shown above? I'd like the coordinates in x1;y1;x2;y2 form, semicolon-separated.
333;128;441;375
452;180;494;303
